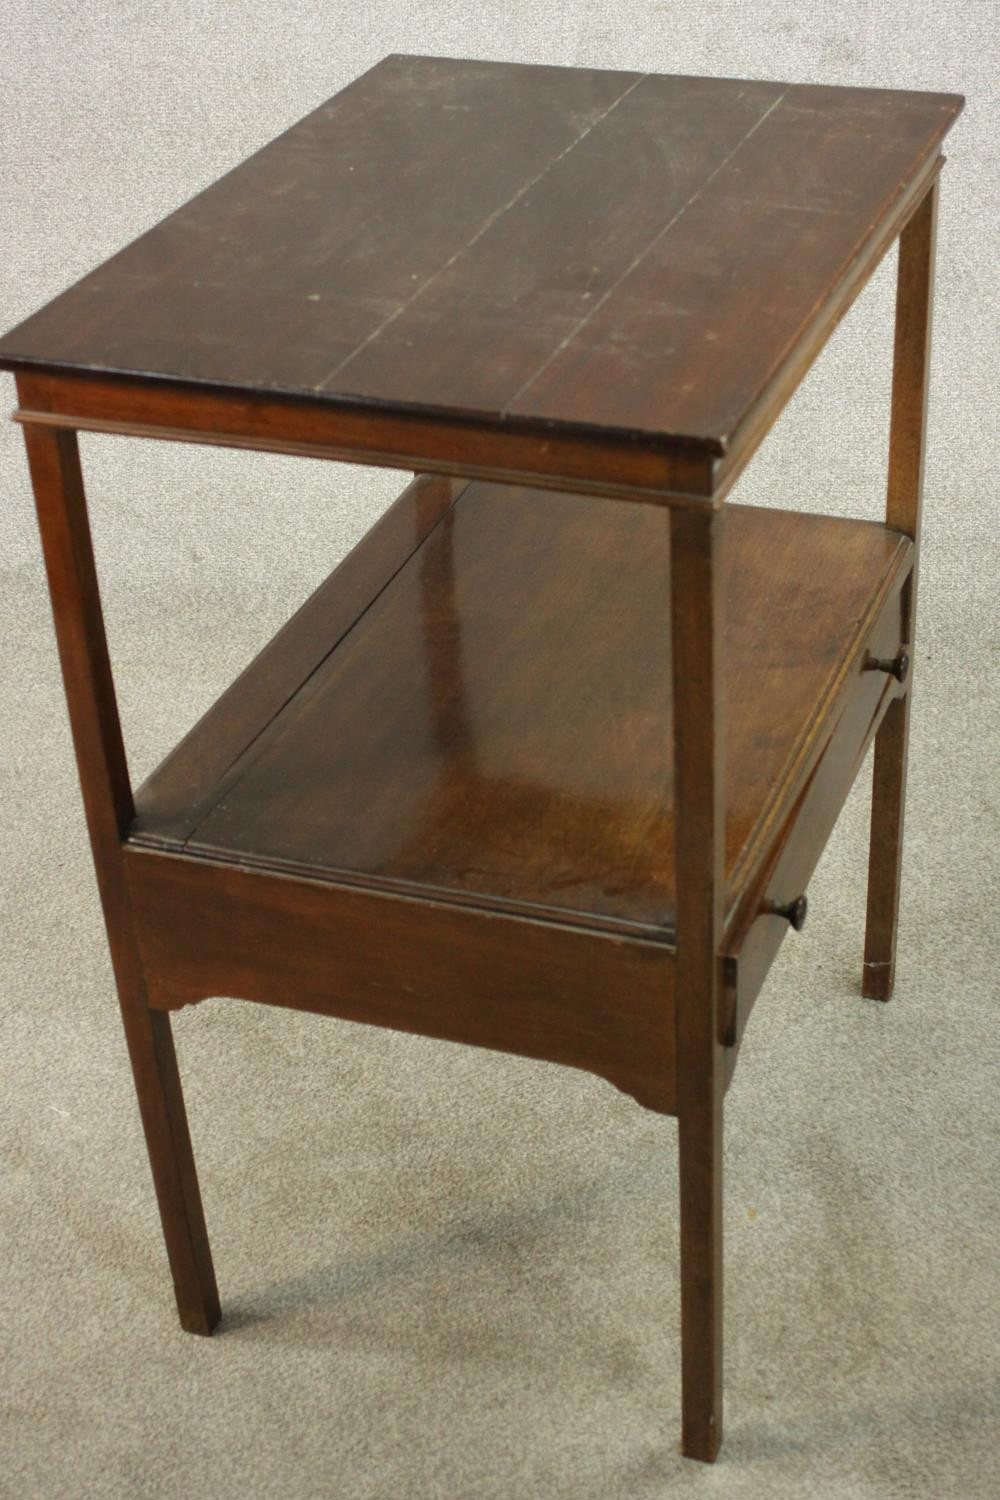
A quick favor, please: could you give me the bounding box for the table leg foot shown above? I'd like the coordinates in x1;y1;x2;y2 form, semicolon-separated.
862;692;910;1002
120;1002;221;1334
677;1115;723;1463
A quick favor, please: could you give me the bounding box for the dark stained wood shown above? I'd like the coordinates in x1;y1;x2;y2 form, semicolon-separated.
123;847;676;1115
669;505;726;1461
0;57;642;394
7;58;961;1464
503;92;956;447
13;367;716;504
20;423;134;861
129;488;912;943
120;487;915;1129
724;560;909;1064
864;178;938;1000
133;472;468;842
724;519;913;914
710;153;943;502
20;418;219;1335
0;59;963;499
335;74;788;413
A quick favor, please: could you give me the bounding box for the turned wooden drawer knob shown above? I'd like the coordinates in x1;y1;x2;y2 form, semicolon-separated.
865;648;910;684
762;893;808;931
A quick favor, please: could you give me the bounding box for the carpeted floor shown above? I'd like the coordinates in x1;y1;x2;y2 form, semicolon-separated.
1;5;997;1497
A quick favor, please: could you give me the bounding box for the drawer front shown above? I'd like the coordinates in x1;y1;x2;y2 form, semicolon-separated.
723;563;910;1061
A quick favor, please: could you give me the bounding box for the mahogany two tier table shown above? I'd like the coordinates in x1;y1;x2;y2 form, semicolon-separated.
1;57;963;1461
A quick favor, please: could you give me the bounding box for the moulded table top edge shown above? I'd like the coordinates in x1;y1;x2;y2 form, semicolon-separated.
9;367;723;505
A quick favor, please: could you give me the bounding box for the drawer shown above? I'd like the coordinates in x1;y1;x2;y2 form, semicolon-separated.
723;555;911;1060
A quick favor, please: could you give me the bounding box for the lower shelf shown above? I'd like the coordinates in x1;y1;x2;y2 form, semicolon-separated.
131;473;911;939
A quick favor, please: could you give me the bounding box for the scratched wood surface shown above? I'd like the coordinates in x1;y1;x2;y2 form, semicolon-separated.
0;56;961;455
131;482;911;936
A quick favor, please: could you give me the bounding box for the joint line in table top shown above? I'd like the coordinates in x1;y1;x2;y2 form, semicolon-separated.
315;72;649;392
504;87;791;416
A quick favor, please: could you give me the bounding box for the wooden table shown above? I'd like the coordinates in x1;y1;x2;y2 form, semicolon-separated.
0;57;963;1461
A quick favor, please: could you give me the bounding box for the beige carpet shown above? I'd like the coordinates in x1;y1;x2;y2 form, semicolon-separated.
1;4;997;1497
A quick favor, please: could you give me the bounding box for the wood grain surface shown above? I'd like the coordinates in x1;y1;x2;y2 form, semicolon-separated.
0;57;962;466
130;481;912;939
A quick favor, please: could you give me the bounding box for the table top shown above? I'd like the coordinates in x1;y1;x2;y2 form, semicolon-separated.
0;56;961;460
